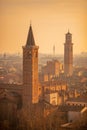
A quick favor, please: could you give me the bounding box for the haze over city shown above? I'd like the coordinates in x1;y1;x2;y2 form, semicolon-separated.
0;0;87;54
0;1;87;130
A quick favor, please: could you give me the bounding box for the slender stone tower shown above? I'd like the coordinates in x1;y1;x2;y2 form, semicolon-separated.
64;30;73;77
23;24;39;108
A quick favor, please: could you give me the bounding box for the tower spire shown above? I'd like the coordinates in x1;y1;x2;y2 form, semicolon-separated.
26;24;35;47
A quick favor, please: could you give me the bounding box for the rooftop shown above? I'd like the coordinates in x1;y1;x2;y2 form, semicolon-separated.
58;105;84;112
67;95;87;103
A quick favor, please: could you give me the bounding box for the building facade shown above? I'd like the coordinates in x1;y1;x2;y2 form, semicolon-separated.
40;60;63;82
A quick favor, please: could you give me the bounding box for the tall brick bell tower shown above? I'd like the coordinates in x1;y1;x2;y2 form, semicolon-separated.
64;30;73;77
23;25;39;109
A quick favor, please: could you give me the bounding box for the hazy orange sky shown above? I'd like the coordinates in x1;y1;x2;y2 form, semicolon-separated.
0;0;87;54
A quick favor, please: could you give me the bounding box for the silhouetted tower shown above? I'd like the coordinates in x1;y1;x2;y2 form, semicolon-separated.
64;30;73;76
53;45;55;57
3;53;6;59
23;24;39;108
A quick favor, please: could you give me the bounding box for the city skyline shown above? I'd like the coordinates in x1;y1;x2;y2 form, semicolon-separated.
0;0;87;54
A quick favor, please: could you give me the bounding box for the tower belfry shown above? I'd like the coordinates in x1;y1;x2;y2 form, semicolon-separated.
23;24;39;107
64;30;73;76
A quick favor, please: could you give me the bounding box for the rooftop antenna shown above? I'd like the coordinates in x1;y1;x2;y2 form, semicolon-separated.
53;45;55;58
30;20;32;26
68;29;70;33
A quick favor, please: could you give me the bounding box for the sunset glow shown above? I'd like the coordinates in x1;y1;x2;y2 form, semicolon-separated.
0;0;87;54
